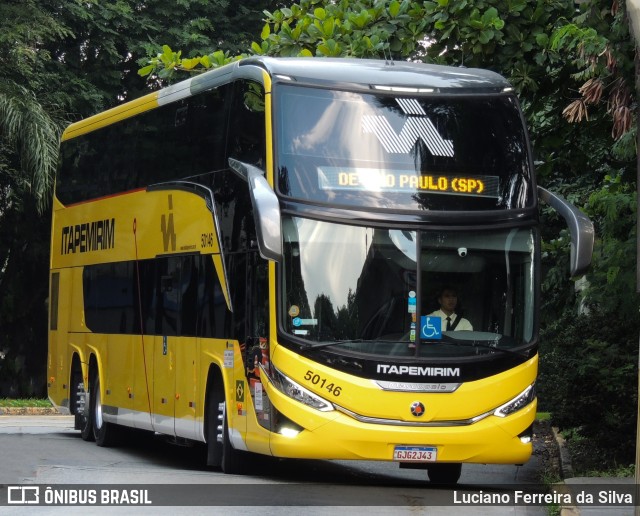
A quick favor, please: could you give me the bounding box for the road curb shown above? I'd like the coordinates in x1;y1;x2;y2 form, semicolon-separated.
552;426;574;479
0;407;60;416
552;426;580;516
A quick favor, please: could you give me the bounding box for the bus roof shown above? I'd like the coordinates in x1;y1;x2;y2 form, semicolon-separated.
242;57;512;92
62;57;513;141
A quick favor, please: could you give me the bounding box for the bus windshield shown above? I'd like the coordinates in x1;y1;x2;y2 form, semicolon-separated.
275;84;532;211
281;216;536;358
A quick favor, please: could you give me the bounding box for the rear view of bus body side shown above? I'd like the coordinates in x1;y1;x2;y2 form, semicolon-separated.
48;57;592;483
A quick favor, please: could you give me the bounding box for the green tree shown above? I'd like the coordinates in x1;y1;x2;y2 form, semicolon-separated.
0;0;68;396
0;0;68;205
536;1;637;470
44;0;284;112
0;85;61;209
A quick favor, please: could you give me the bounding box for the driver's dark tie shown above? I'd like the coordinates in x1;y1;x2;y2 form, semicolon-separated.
446;316;452;331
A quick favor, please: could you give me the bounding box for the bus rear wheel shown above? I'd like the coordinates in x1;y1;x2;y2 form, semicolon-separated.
91;374;120;447
73;370;94;442
427;463;462;485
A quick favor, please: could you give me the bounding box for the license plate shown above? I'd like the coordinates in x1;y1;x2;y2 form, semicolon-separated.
393;446;437;462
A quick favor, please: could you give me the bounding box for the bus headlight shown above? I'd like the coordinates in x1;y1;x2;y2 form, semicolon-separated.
269;366;334;412
493;383;536;418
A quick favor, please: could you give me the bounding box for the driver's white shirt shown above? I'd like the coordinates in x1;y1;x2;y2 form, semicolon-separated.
428;309;473;331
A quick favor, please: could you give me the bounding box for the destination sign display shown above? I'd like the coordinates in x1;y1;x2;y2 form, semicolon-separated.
318;167;500;197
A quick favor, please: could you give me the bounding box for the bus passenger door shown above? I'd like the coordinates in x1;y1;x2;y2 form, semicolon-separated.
174;255;199;440
151;257;180;436
246;253;271;431
151;255;199;439
152;333;175;435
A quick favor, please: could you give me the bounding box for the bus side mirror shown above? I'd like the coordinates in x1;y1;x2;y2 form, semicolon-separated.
538;186;594;278
229;158;282;262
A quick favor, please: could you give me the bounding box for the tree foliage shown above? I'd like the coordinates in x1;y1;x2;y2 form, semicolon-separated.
0;0;68;206
0;0;68;396
539;309;637;470
42;0;283;114
532;2;637;468
551;1;634;140
0;85;62;209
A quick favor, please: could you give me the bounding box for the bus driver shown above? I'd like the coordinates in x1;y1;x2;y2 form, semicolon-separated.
429;286;473;332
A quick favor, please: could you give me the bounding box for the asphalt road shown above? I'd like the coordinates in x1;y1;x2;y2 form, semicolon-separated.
0;416;548;515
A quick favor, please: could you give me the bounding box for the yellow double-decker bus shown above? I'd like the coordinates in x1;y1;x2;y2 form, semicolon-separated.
48;57;593;484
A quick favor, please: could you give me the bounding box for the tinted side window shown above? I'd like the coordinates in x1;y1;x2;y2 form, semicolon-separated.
228;80;266;169
83;255;230;337
225;252;247;341
57;86;231;205
83;262;137;334
197;255;231;339
50;272;60;331
211;80;265;255
137;258;157;335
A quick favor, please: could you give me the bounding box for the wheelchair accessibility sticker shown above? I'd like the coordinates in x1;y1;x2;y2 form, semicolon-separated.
420;316;442;339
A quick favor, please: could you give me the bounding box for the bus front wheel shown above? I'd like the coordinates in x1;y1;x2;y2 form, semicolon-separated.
205;387;224;468
206;397;245;474
427;463;462;485
219;401;246;474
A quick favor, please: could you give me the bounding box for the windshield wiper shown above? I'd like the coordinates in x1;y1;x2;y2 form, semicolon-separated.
302;339;401;350
304;339;364;350
427;334;530;358
301;336;530;358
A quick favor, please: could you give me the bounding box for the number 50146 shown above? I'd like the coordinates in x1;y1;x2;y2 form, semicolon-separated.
304;370;342;397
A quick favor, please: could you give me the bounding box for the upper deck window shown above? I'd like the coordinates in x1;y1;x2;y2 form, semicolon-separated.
274;85;532;211
55;84;232;206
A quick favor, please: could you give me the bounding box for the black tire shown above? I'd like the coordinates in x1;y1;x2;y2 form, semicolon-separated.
75;371;94;442
92;374;120;447
205;391;246;474
427;463;462;485
219;401;245;474
205;388;224;468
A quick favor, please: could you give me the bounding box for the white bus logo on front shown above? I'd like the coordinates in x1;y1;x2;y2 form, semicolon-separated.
362;98;454;157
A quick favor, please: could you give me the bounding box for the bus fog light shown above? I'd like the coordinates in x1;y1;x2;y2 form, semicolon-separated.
280;427;301;438
274;410;304;436
494;384;536;418
518;424;533;444
270;366;334;412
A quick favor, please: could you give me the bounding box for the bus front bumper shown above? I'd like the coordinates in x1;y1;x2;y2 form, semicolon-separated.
264;384;536;465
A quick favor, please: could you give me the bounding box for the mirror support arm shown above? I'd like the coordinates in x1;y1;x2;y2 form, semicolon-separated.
538;186;594;277
229;158;283;262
